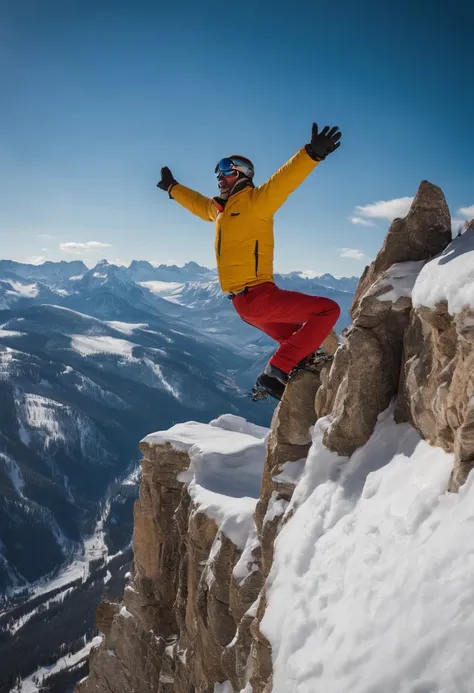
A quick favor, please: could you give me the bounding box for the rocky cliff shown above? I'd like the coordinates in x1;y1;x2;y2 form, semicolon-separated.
78;183;474;693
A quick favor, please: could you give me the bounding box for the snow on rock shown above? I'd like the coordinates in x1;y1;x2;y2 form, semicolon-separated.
23;393;67;445
213;682;233;693
144;359;181;399
272;458;306;486
209;413;269;440
142;417;267;499
412;230;474;314
17;392;113;466
139;280;183;297
232;525;260;583
188;482;257;550
0;452;25;495
70;334;135;357
0;327;26;338
19;636;103;693
106;321;149;335
6;280;39;298
368;260;425;303
260;404;474;693
120;606;133;619
141;416;267;591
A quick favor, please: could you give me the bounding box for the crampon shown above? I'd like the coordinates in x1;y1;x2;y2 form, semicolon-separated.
291;348;334;374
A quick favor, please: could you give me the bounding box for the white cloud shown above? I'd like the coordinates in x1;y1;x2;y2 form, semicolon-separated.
298;270;325;279
60;241;112;254
458;205;474;219
109;258;130;266
25;256;47;265
339;248;367;261
37;233;53;238
354;197;414;221
349;216;377;227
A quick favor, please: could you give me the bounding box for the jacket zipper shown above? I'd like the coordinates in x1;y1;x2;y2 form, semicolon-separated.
254;240;259;276
217;230;221;257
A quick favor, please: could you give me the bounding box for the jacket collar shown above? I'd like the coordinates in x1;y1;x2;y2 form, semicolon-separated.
214;179;254;211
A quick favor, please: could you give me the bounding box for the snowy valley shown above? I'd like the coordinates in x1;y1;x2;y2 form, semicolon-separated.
0;258;357;690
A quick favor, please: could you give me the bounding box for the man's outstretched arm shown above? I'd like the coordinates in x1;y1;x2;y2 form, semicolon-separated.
157;167;218;222
253;124;342;218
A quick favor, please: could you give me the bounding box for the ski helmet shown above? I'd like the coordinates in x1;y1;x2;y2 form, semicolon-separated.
215;155;254;180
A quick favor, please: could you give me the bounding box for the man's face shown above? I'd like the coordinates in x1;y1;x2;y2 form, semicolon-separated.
217;171;239;195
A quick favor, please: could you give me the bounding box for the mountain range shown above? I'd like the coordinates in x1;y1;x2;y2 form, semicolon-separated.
0;257;359;689
0;258;358;592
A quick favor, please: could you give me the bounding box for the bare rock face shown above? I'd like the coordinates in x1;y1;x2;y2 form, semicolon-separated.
353;180;451;307
78;371;318;693
316;180;451;455
398;227;474;490
95;601;119;638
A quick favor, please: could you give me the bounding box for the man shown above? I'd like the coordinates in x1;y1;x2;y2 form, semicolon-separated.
157;123;342;400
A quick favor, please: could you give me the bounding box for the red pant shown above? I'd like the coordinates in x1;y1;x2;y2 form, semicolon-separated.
232;282;340;374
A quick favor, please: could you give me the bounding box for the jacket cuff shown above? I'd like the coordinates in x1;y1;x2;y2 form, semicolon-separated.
168;182;178;199
304;143;324;162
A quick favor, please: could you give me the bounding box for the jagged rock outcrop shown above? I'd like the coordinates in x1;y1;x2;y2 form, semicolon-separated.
316;180;451;455
399;220;474;490
79;184;474;693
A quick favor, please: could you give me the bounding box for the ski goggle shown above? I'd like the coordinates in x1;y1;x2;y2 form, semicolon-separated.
215;157;254;179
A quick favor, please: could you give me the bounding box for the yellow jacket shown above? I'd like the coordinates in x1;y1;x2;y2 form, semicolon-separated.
170;147;319;294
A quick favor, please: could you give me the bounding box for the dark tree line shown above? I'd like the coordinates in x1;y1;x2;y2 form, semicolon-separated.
0;549;131;693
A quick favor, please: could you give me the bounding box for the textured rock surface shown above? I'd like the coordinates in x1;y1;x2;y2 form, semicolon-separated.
316;181;451;455
398;233;474;490
78;187;474;693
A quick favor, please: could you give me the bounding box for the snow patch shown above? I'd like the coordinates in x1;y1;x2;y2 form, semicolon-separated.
263;491;288;526
260;405;474;693
143;420;266;498
214;683;233;693
106;320;148;335
23;394;67;445
0;328;26;338
370;260;425;303
0;452;25;495
144;359;181;399
70;334;134;357
233;525;260;583
273;459;306;486
139;280;183;298
6;280;39;298
189;482;256;550
209;413;269;440
412;231;474;314
18;635;103;693
142;417;266;553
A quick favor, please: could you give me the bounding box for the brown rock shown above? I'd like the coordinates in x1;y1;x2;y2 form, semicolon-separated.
353;180;451;309
95;601;119;638
317;180;451;456
399;297;474;491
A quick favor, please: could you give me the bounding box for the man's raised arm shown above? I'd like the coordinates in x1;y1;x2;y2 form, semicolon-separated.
252;124;342;218
157;167;218;222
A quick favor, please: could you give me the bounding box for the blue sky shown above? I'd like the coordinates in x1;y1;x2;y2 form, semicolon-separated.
1;0;473;277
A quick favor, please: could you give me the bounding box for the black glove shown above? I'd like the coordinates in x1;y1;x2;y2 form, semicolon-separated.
306;123;342;161
157;166;177;193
